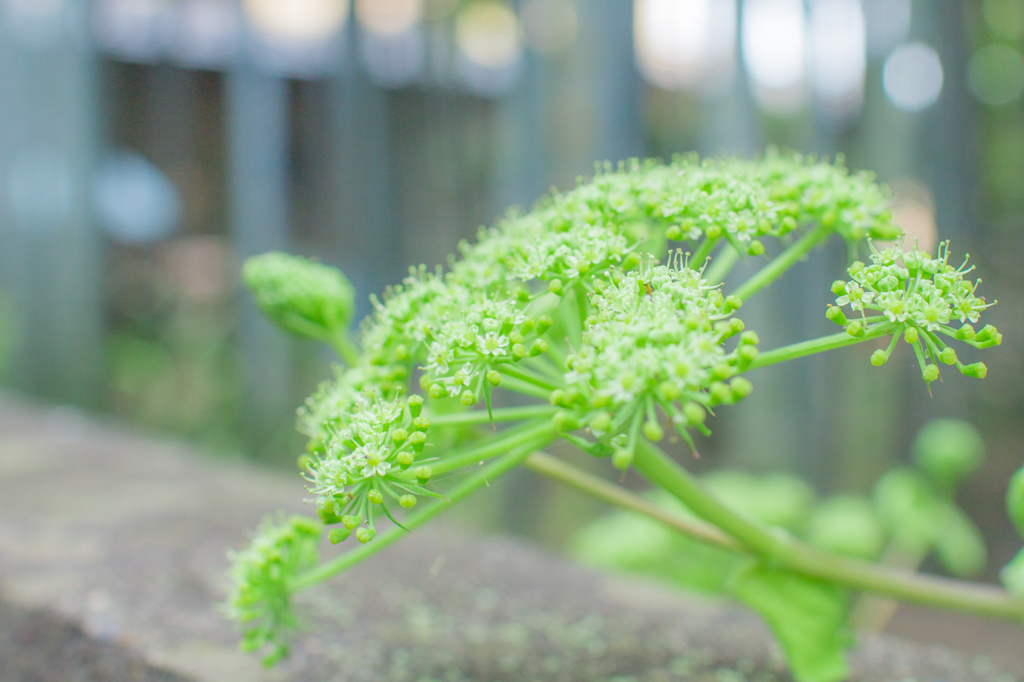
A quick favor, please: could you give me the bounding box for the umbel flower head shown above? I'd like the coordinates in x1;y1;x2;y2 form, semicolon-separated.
228;151;997;665
304;394;440;543
827;239;997;385
242;252;355;341
223;514;320;666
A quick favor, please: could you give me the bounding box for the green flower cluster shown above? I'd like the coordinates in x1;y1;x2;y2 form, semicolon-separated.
304;394;438;543
226;151;1010;679
559;256;757;461
827;239;997;383
223;514;321;666
301;153;898;450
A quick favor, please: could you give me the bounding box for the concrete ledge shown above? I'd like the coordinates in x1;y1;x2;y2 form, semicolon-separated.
0;394;1020;681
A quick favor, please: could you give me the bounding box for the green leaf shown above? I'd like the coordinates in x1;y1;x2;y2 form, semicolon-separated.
873;468;942;553
1000;548;1024;595
703;471;815;532
912;419;984;490
1006;466;1024;538
729;561;852;682
804;496;885;559
934;503;986;577
571;491;741;594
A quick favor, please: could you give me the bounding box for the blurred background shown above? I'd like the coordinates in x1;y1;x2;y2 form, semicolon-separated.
0;0;1022;646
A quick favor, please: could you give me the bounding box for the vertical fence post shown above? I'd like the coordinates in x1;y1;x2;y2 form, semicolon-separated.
225;66;294;458
0;0;102;407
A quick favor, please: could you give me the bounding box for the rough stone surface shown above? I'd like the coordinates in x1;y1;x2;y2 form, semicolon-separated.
0;394;1021;682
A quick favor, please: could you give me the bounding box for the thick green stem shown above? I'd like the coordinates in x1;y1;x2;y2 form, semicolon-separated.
427;404;557;427
745;323;898;371
330;329;361;366
491;376;553;401
289;444;535;593
732;224;831;300
428;419;557;475
689;236;719;266
523;452;741;551
499;363;562;392
632;441;1024;620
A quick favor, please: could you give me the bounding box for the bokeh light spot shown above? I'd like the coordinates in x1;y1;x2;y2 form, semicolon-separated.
883;42;943;112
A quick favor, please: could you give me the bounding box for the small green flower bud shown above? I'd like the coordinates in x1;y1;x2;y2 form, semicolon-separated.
487;370;501;386
709;381;731;405
429;383;445;399
845;321;864;337
297;454;312;472
328;528;351;544
612;448;634;471
643;420;664;442
589;411;612;432
666;224;683;240
408;430;427;452
549;389;565;406
396;451;414;468
509;331;524;344
831;280;847;295
622;252;641;269
683;402;706;425
460;390;476;406
549;279;564;296
521;316;537;333
975;324;1000;344
960;362;987;378
407;394;424;417
342;514;362;530
922;364;940;382
656;381;681;402
356;527;376;544
413;416;430;432
512;343;527;360
712;363;735;380
394;344;408;361
391;428;408;444
740;331;760;346
939;347;957;365
780;216;797;233
870;349;888;366
904;327;919;344
553;411;580;431
368;489;384;505
737;345;760;366
825;306;847;326
399;494;417;509
955;324;975;341
705;224;723;239
848;260;865;275
530;339;548;356
318;498;342;525
415;465;432;483
730;377;753;400
747;240;765;256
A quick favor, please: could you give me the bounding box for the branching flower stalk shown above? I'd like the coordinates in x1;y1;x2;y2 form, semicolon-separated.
226;152;1013;681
